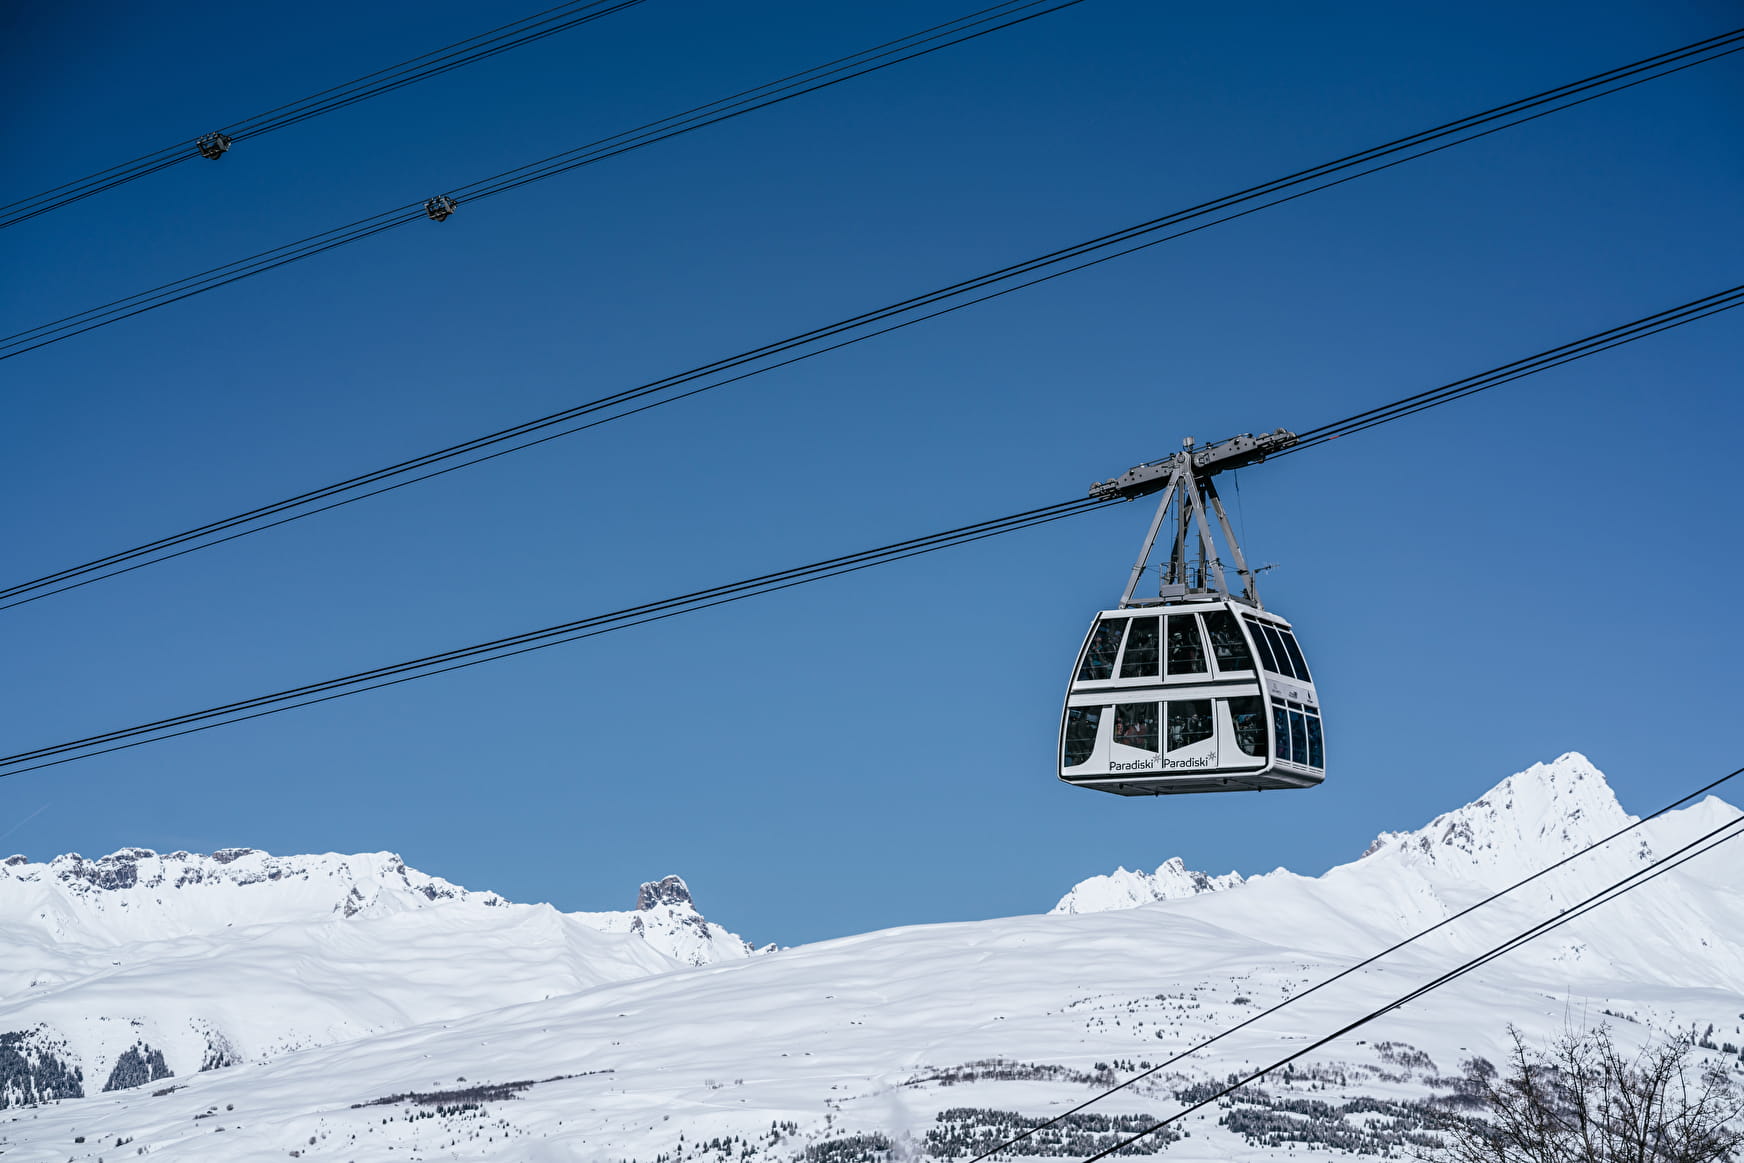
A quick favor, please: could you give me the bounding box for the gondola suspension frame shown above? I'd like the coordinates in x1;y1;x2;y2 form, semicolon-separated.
1062;429;1325;796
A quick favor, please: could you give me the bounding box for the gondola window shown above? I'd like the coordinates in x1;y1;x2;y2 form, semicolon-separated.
1228;695;1266;757
1203;609;1253;672
1062;706;1103;767
1077;620;1125;681
1165;615;1208;676
1166;699;1213;752
1114;702;1159;752
1118;616;1161;678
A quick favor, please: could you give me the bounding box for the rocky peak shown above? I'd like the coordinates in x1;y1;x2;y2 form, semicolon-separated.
1051;857;1245;915
566;875;764;968
1356;752;1638;878
1050;754;1648;915
0;848;504;945
637;875;694;912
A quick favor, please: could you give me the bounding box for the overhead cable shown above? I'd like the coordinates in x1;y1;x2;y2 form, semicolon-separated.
966;760;1744;1162
5;278;1740;771
1276;284;1744;453
0;0;1087;358
5;279;1739;615
0;497;1111;777
0;0;650;230
7;42;1743;615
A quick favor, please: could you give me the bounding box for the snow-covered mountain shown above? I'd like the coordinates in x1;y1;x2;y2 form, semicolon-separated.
1050;753;1644;919
1051;858;1244;914
0;849;758;1106
0;847;756;963
571;873;771;966
0;847;508;945
2;752;1739;1163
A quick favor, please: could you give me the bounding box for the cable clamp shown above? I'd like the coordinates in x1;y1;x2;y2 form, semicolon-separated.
196;132;233;160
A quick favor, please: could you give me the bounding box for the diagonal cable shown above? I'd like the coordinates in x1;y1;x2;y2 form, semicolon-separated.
1059;811;1744;1162
6;282;1740;615
0;496;1112;778
2;279;1737;771
0;0;1086;355
0;0;650;230
4;35;1741;614
963;761;1744;1161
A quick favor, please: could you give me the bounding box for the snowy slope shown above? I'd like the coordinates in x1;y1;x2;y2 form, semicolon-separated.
2;753;1740;1163
0;851;758;1100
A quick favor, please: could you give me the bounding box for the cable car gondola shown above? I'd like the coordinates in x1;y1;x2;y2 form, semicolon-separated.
1060;430;1324;796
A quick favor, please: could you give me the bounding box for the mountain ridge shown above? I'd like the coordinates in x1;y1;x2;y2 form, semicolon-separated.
1049;752;1659;918
1;752;1738;1163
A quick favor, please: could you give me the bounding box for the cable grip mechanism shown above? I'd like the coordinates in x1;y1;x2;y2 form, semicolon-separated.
196;132;233;160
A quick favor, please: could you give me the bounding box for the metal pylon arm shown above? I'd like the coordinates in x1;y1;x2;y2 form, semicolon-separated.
1088;428;1296;502
1098;429;1294;609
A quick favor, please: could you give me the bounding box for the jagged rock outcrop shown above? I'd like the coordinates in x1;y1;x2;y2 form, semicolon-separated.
575;874;766;967
1051;857;1245;915
0;848;505;946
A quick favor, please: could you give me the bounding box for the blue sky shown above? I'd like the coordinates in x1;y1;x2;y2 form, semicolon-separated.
2;0;1740;946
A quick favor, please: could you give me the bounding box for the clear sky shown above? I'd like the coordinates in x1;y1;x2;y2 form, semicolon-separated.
2;0;1740;947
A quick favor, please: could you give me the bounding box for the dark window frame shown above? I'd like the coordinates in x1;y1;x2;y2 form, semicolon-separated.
1277;628;1313;683
1062;706;1104;768
1227;694;1266;758
1165;614;1209;678
1076;618;1127;682
1245;617;1282;675
1202;608;1255;673
1114;701;1160;753
1117;616;1161;679
1165;698;1214;753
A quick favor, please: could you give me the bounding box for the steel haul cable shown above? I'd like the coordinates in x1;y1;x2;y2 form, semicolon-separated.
1278;285;1744;454
5;37;1742;615
960;760;1744;1162
4;281;1739;615
0;0;653;230
0;497;1110;777
4;23;1739;362
0;0;1086;357
3;278;1739;773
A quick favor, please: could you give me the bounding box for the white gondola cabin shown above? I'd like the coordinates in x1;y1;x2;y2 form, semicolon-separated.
1060;431;1325;796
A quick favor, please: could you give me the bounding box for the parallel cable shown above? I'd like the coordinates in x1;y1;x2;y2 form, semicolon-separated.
4;23;1737;361
1;278;1736;771
0;0;1087;356
1067;810;1744;1163
5;281;1739;615
1277;284;1744;454
13;261;1744;774
6;37;1742;613
963;762;1744;1162
0;0;649;230
0;496;1111;777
